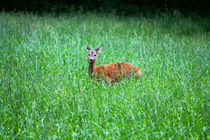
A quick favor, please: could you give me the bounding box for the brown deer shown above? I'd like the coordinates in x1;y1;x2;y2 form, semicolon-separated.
87;45;141;84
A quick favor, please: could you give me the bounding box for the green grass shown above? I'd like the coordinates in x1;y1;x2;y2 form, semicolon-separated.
0;11;209;139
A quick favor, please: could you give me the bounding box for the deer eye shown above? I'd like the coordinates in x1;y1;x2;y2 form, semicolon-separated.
88;54;90;56
94;55;96;56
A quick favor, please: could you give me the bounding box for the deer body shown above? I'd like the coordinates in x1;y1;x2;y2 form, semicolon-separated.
87;45;141;83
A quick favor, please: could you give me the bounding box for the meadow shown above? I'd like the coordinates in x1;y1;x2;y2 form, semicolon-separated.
0;11;209;139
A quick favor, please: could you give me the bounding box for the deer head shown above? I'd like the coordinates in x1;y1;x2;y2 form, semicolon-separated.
87;45;103;64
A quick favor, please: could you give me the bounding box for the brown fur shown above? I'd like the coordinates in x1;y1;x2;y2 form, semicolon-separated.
87;45;141;83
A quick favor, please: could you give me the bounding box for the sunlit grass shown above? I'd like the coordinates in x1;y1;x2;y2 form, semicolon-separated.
0;11;209;139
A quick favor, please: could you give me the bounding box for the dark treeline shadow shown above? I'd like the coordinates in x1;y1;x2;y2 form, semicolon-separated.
0;0;210;17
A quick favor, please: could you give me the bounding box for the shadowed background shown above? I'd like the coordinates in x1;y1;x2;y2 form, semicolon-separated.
1;0;210;17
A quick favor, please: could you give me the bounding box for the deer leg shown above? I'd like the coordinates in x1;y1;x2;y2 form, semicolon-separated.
105;76;112;85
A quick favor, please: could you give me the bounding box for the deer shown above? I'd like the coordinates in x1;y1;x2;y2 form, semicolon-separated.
87;45;142;84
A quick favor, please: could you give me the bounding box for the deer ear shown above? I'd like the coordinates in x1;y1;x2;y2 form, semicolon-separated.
96;46;103;53
86;45;91;51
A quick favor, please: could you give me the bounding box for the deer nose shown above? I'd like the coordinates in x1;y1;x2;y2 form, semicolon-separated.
90;59;94;62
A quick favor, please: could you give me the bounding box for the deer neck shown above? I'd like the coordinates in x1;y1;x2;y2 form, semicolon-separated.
88;62;95;77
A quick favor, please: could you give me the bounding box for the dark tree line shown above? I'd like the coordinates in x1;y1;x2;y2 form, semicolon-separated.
1;0;209;16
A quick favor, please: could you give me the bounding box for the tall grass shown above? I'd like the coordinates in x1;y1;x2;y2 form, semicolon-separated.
0;11;209;139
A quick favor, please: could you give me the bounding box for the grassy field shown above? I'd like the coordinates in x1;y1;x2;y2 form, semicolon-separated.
0;11;209;139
